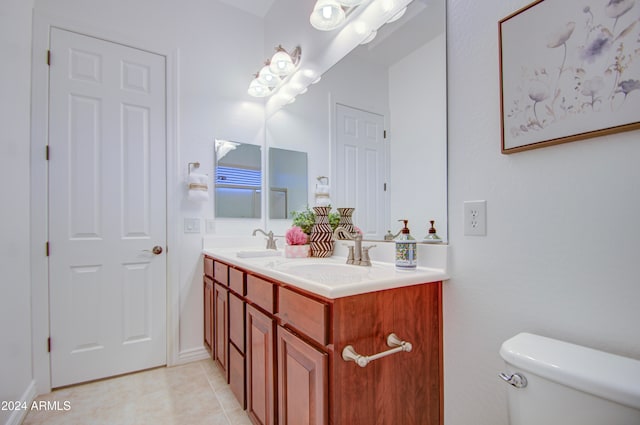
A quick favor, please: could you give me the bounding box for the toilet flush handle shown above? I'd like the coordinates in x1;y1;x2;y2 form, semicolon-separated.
499;372;528;388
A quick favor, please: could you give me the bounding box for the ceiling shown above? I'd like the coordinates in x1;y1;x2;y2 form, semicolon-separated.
217;0;275;18
217;0;444;67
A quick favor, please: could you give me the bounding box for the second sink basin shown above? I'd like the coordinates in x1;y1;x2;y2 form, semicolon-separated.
273;261;369;284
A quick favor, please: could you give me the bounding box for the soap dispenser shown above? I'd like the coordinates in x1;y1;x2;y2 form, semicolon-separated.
423;220;442;243
395;219;417;270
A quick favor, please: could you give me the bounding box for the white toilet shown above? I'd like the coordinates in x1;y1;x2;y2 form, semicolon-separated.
500;332;640;424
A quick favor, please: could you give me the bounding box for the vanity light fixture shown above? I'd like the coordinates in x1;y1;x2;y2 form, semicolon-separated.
310;0;370;31
310;0;346;31
247;45;302;98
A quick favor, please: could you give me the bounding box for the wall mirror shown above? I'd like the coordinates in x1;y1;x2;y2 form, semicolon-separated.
214;139;262;219
268;147;308;219
265;0;447;242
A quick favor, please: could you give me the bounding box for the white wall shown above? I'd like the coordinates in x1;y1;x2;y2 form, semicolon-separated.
445;1;640;424
0;0;35;423
389;32;447;240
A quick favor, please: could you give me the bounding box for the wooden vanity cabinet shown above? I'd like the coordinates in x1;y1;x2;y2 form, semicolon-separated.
228;267;246;408
203;276;214;354
213;282;228;375
277;326;328;425
246;304;276;425
204;255;443;425
203;257;214;355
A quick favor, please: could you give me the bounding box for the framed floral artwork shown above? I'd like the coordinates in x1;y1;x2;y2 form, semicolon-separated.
499;0;640;153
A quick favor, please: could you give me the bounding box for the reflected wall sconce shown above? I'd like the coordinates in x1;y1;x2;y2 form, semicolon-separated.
248;45;302;98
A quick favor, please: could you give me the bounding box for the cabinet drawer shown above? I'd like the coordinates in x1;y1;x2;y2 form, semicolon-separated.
229;293;245;352
278;287;328;346
246;275;275;314
204;256;214;279
229;267;244;295
214;261;229;285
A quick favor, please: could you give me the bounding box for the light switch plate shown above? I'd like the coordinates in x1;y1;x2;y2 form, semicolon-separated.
464;200;487;236
205;219;215;234
184;218;201;234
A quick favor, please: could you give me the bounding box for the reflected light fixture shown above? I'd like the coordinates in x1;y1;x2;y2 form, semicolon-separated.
248;45;302;98
269;45;301;77
360;29;377;44
257;64;278;88
386;6;407;23
248;77;270;97
336;0;365;6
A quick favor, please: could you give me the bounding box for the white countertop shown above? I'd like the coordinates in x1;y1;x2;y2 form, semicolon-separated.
202;244;448;299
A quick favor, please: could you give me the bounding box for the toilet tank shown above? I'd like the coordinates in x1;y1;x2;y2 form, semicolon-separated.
499;333;640;425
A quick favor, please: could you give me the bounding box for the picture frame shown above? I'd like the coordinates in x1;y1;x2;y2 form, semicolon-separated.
499;0;640;154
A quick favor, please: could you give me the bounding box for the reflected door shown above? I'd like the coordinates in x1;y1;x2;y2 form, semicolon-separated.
48;28;167;387
335;104;387;239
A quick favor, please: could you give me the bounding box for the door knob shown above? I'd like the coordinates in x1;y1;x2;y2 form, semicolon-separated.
142;246;163;255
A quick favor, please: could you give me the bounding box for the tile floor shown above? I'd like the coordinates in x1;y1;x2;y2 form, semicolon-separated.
22;359;252;425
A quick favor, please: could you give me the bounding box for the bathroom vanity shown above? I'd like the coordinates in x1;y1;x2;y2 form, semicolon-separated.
203;248;446;425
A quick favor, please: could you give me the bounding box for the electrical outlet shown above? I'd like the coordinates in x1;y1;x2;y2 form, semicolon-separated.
464;200;486;236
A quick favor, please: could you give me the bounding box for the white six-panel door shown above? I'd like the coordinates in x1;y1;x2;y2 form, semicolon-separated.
335;104;387;240
48;28;167;387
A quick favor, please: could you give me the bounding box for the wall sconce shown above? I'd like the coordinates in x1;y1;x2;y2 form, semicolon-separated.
248;45;301;98
310;0;366;31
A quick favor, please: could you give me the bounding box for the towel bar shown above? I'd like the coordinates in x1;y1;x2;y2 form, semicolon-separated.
342;333;412;368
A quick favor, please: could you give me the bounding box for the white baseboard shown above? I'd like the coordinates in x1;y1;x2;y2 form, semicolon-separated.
4;380;37;425
175;346;210;365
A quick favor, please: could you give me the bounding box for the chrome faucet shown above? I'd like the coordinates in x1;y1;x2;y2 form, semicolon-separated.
333;226;375;266
252;228;277;250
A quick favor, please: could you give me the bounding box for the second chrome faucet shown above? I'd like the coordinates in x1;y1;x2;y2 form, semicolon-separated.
332;226;376;266
252;228;277;250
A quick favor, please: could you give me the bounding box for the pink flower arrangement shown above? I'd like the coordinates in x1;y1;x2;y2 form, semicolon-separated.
285;226;308;246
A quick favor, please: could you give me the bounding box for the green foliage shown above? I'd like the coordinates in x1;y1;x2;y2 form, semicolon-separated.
291;207;316;235
291;206;340;235
328;211;340;230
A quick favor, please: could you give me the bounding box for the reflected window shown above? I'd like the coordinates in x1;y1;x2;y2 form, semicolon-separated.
215;140;262;218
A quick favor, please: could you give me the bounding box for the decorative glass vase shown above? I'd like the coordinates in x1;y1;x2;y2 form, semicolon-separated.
310;206;335;257
336;207;356;239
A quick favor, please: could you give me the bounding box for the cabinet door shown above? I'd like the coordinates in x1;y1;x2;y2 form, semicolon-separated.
229;342;246;409
229;292;245;352
204;277;214;355
246;305;275;425
277;327;328;425
214;282;228;378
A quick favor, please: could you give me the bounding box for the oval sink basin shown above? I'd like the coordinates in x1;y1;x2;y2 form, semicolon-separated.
236;250;282;258
274;262;369;284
